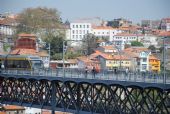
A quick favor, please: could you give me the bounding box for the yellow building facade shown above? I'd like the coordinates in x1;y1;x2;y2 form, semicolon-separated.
104;55;131;70
149;55;161;72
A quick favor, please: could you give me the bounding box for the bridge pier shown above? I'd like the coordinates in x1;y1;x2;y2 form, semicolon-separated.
76;83;80;114
51;81;56;114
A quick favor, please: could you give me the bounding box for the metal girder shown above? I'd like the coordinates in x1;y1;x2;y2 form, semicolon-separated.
0;76;170;114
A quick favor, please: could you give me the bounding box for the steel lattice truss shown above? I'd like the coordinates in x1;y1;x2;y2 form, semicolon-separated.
0;76;170;114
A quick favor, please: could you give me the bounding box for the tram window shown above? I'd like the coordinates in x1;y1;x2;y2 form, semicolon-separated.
6;60;30;69
31;60;43;69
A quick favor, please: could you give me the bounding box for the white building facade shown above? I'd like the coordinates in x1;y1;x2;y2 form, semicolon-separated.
113;33;144;50
161;18;170;31
137;51;150;72
0;17;17;43
25;107;41;114
70;23;92;41
166;23;170;31
142;35;159;48
92;26;122;41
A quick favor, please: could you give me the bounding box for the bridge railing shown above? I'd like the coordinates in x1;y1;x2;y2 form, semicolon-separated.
0;68;169;84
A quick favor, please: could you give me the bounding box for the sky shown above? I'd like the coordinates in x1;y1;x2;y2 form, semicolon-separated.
0;0;170;23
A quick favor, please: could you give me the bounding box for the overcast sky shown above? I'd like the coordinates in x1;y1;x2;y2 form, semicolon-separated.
0;0;170;23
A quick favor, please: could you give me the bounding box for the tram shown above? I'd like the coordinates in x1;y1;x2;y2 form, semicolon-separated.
0;54;44;71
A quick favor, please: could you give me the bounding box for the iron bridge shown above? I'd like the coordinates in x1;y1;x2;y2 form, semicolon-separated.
0;73;170;114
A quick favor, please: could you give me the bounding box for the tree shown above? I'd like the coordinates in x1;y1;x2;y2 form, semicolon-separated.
16;7;66;59
131;41;144;47
17;7;62;39
124;44;131;49
107;20;119;28
82;33;98;55
148;45;156;52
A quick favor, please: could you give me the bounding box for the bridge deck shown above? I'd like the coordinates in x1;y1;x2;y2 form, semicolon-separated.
1;72;170;90
0;71;170;114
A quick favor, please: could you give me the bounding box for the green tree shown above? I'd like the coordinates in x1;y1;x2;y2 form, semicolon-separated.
52;53;63;60
124;44;131;49
107;20;119;28
82;33;98;55
16;7;66;59
65;51;82;59
131;41;144;47
16;7;62;34
3;43;11;52
148;45;156;52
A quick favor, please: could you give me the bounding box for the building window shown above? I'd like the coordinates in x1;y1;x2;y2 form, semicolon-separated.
72;25;75;28
87;25;89;28
79;30;82;34
83;25;85;28
80;25;82;28
76;30;78;34
72;30;74;34
142;64;147;70
72;35;74;38
76;25;78;28
143;58;147;62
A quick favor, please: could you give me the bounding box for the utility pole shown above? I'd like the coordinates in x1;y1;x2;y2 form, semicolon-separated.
63;40;65;77
48;43;51;68
163;37;166;84
62;40;82;78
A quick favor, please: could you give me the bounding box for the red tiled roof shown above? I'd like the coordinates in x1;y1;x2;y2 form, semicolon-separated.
113;55;130;60
93;26;114;30
3;105;25;110
115;33;143;36
37;51;49;57
149;55;160;60
0;112;6;114
124;47;149;52
100;45;116;50
77;56;93;63
123;51;139;58
42;111;71;114
0;17;16;25
158;31;170;37
10;48;49;57
10;48;37;55
18;33;36;37
93;51;114;60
